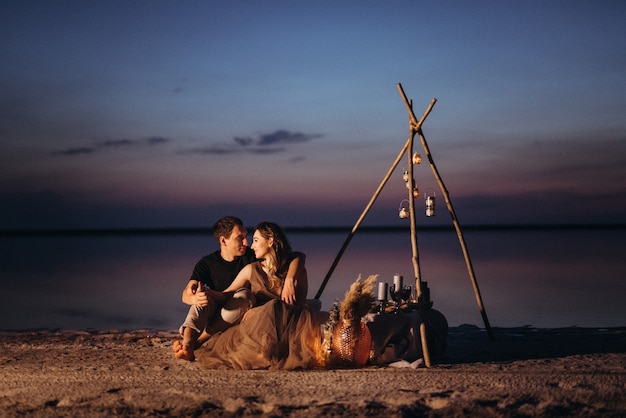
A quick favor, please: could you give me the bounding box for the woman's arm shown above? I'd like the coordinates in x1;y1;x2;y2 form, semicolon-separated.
281;253;307;305
222;263;254;293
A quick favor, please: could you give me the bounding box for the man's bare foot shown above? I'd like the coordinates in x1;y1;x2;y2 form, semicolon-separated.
173;340;195;361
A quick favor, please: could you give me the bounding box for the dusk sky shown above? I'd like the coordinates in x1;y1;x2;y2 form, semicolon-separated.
2;1;625;230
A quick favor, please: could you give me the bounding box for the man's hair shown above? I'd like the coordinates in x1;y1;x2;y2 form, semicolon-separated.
212;216;244;242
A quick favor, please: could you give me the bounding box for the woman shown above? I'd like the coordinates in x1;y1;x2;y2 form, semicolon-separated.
224;221;307;307
195;222;323;370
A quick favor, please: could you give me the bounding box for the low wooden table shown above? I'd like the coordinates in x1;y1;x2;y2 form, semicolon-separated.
365;309;448;365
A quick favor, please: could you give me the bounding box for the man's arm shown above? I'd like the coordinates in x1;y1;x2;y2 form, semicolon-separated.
294;267;308;305
183;279;237;307
182;280;209;306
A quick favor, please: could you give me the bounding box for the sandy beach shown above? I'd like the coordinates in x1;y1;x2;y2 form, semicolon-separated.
1;326;625;417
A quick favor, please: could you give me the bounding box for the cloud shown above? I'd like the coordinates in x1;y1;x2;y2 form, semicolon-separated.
172;77;188;95
144;136;169;146
50;130;317;158
49;128;317;157
181;146;239;155
233;136;254;146
52;147;96;156
182;145;287;155
183;129;321;156
52;136;171;156
258;130;321;145
250;147;286;154
99;139;135;147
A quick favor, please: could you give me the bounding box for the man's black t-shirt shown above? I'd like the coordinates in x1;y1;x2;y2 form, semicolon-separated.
190;248;256;291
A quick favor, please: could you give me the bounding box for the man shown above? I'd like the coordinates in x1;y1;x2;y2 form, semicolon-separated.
173;216;255;361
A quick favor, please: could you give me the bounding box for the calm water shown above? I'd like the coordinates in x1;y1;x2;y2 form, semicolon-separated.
1;227;624;330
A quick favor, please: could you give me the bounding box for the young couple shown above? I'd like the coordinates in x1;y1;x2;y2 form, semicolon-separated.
173;216;320;369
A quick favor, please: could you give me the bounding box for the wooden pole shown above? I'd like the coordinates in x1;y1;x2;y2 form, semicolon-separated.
405;100;432;367
397;83;495;340
417;128;495;340
406;102;422;291
314;98;437;300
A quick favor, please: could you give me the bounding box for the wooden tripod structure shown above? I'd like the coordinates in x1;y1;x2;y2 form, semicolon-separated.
314;83;494;367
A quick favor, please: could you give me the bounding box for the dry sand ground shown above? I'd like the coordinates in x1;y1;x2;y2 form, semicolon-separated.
1;326;625;417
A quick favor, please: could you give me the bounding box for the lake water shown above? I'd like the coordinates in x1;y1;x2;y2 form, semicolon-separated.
1;226;624;331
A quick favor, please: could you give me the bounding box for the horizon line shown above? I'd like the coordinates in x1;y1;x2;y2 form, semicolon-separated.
1;223;625;237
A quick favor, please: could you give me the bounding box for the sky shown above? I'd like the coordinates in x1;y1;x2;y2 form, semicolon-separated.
1;0;625;230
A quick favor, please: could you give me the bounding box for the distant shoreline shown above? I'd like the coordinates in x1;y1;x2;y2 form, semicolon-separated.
2;223;625;237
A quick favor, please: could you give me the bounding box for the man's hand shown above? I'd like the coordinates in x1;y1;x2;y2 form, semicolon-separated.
192;281;209;307
281;278;296;305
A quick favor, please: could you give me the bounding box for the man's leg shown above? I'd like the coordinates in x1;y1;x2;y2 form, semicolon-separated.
173;299;217;361
205;288;255;334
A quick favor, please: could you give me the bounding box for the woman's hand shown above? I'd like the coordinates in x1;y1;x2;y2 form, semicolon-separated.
281;278;296;305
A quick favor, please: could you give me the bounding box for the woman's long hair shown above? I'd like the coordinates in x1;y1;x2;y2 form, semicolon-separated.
255;221;292;291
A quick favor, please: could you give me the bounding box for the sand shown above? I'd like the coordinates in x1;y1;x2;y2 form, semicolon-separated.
1;326;625;417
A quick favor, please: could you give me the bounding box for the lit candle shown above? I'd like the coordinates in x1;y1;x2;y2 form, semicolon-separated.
377;282;388;301
393;274;402;290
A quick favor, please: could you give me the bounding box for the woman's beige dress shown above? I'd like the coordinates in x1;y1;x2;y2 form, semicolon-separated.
195;262;323;370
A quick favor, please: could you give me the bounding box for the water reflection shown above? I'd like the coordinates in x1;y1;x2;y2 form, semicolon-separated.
1;227;624;330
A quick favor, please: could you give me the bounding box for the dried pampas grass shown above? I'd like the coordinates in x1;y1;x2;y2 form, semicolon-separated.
339;274;378;321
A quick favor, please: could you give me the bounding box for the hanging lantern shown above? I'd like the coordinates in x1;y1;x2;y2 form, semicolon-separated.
425;190;436;217
398;199;410;219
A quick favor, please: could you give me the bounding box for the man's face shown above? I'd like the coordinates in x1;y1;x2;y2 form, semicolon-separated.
221;224;248;261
